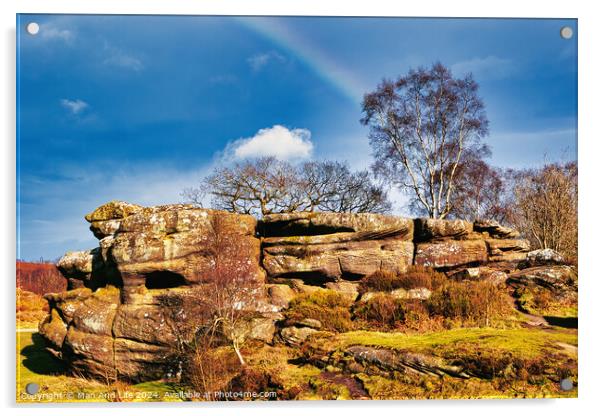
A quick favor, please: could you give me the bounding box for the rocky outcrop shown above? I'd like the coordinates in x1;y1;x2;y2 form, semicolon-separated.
40;201;539;382
261;212;415;284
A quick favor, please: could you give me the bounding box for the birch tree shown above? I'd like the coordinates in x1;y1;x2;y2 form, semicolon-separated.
361;62;489;218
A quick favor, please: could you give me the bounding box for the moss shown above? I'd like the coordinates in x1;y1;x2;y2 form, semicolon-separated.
286;290;354;332
336;327;577;359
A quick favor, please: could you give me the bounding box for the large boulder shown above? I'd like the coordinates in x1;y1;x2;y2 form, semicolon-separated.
89;202;265;289
260;212;414;283
519;249;566;268
414;240;488;269
414;218;474;241
260;212;414;238
486;239;530;262
263;238;414;284
473;219;520;239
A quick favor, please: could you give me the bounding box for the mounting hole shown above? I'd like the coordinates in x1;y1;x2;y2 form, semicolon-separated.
25;382;39;395
26;22;40;35
560;26;573;40
560;378;574;391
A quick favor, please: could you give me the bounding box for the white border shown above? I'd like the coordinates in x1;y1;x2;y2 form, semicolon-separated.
2;1;601;415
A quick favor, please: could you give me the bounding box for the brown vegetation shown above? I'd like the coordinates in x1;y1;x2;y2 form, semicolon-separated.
16;261;66;295
427;280;513;326
359;266;446;294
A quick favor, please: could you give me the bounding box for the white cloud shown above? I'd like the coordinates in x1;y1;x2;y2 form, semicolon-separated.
103;44;144;71
451;56;516;80
60;98;89;115
247;51;286;72
40;23;74;43
226;125;314;161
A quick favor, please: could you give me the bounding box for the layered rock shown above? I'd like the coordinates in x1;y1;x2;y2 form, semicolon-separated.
261;212;415;284
40;201;540;382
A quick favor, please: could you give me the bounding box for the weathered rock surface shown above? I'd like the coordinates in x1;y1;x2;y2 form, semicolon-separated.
40;201;543;382
415;240;488;269
280;326;319;346
486;239;530;262
507;265;577;293
414;218;474;241
262;212;415;283
520;248;566;268
344;346;470;378
474;219;520;239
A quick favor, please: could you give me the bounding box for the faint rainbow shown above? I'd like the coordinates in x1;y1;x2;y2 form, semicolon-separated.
235;17;368;104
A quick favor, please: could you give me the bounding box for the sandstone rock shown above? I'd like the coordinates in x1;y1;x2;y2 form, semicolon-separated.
296;318;323;329
56;248;118;290
113;338;175;382
98;204;264;287
414;240;488;269
263;239;414;283
345;346;470;378
473;219;520;239
520;249;565;268
266;284;296;310
85;200;144;222
449;267;508;285
63;327;116;379
360;288;431;302
391;287;432;300
507;265;577;293
414;218;473;241
280;326;319;346
324;281;359;303
42;202;574;383
38;309;67;354
260;212;414;239
486;239;530;262
245;315;280;344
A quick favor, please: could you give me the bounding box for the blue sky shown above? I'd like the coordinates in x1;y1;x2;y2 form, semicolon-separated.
16;15;577;261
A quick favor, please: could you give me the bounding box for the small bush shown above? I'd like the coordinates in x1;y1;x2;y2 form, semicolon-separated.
358;271;399;294
359;266;447;294
427;280;513;326
397;266;447;290
354;293;404;328
285;290;354;332
227;367;279;400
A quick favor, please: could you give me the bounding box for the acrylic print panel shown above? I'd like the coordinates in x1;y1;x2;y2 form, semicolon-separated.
16;14;577;402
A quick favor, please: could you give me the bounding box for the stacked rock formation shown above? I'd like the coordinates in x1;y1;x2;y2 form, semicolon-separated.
39;201;573;382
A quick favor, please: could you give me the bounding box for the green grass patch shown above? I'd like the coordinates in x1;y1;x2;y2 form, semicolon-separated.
337;327;577;359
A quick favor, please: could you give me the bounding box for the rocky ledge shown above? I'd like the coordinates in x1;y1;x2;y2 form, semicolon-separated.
39;201;575;382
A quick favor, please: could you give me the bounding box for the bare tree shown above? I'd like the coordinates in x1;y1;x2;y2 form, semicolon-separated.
361;62;489;218
507;162;577;259
447;151;509;222
200;213;263;365
184;157;391;216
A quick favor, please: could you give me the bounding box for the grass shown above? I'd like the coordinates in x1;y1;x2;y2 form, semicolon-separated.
336;327;577;359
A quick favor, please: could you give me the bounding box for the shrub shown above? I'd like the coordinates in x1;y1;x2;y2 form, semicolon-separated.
226;367;280;400
353;293;404;328
17;261;66;295
358;270;399;294
397;266;447;290
358;266;447;294
427;280;513;326
285;290;354;332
